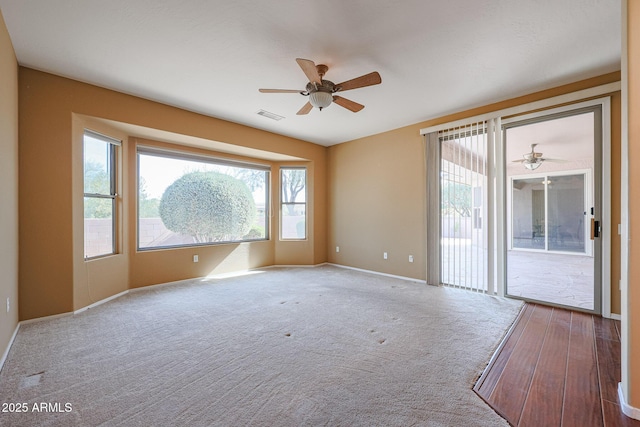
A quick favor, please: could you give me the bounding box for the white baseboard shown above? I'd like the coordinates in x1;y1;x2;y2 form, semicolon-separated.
74;290;129;314
619;383;640;420
20;291;130;323
0;323;20;374
130;265;326;293
270;263;328;269
327;263;427;284
609;313;622;321
19;311;73;325
129;277;198;293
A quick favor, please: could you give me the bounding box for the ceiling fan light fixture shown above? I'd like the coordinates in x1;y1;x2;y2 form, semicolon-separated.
309;91;333;110
524;161;542;170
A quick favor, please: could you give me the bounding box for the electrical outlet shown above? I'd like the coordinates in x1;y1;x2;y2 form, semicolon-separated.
409;255;414;263
383;252;388;260
6;297;9;313
336;246;340;253
193;255;199;263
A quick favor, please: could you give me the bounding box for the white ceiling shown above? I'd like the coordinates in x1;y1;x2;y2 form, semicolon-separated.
0;0;620;147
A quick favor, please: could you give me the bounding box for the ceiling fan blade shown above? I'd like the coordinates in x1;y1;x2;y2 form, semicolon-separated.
512;159;526;163
336;71;382;92
296;58;321;84
541;158;566;162
333;96;364;112
297;102;313;115
259;88;301;93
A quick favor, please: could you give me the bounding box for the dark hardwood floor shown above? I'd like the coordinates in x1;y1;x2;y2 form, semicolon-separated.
475;303;640;427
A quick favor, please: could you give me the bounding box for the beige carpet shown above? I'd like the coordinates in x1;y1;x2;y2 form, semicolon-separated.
0;266;522;426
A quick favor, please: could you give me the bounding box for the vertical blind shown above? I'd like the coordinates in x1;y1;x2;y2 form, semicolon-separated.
426;121;496;294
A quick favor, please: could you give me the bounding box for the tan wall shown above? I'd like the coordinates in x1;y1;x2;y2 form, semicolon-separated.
328;125;426;278
328;73;622;313
626;0;640;409
0;9;19;357
19;68;327;319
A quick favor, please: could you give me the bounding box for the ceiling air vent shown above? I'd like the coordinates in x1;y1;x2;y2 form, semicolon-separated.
257;110;285;121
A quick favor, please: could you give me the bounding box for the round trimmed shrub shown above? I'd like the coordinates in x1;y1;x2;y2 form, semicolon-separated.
159;171;256;242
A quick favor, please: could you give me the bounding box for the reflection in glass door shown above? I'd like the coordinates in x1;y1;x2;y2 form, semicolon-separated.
548;174;586;253
512;177;546;250
511;173;587;253
504;108;601;313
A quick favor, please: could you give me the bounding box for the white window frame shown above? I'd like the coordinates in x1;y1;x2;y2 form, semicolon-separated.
83;130;120;259
136;146;271;250
280;167;307;240
508;169;593;256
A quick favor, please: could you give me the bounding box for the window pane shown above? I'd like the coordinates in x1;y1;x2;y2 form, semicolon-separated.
280;168;307;240
547;174;585;252
84;197;113;258
138;152;269;249
281;169;306;203
83;131;116;259
282;204;306;239
512;178;545;250
84;134;112;195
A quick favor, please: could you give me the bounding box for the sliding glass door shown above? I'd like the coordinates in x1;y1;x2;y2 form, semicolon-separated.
425;101;607;314
504;108;601;312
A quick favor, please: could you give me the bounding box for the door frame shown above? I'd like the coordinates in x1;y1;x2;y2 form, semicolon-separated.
501;97;611;316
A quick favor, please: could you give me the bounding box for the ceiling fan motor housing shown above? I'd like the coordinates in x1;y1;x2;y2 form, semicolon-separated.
305;80;337;94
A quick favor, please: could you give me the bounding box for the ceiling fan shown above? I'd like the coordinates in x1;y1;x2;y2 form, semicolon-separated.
259;58;381;115
512;143;564;170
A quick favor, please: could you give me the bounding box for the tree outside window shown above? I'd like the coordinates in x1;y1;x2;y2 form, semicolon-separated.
137;149;269;249
281;168;306;240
